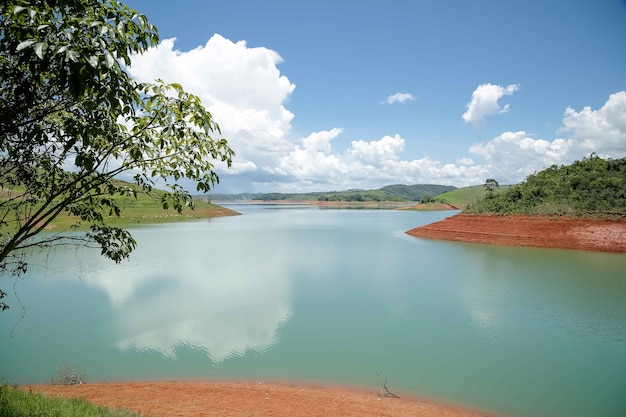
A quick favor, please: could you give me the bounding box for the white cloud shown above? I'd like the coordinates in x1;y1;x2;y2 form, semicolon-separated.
128;36;625;191
265;132;487;189
467;91;626;183
128;35;296;177
462;83;519;128
559;91;626;156
348;134;404;163
457;157;475;165
125;37;488;190
469;131;574;182
384;92;415;104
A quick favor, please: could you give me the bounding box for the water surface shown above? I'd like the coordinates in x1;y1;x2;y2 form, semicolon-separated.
1;206;625;417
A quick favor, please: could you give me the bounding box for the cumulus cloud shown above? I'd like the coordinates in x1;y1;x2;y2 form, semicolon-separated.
462;83;519;128
265;131;488;189
559;91;626;156
384;92;415;104
127;35;296;177
127;37;481;190
467;91;626;183
469;131;574;181
128;36;625;191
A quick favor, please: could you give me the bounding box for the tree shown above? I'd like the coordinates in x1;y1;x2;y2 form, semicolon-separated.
484;178;499;198
0;0;234;310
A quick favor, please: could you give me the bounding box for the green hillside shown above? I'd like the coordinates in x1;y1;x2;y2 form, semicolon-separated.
465;155;626;217
434;184;510;208
434;185;485;207
253;183;455;203
379;184;456;201
1;182;238;231
256;189;400;202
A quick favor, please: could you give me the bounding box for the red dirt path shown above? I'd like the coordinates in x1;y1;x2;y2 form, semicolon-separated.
406;214;626;253
29;381;495;417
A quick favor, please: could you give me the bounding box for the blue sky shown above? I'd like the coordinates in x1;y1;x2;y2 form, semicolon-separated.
124;0;626;193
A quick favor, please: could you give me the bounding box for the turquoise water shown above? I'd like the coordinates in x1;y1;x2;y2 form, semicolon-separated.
1;206;625;417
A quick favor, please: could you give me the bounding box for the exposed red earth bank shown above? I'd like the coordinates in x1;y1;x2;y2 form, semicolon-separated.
406;214;626;253
28;381;495;417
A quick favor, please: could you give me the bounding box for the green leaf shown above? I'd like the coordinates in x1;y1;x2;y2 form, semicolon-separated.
87;55;99;68
65;49;79;62
16;39;36;52
104;53;115;68
33;42;48;59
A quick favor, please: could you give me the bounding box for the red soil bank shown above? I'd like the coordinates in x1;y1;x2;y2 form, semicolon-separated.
406;214;626;253
29;381;494;417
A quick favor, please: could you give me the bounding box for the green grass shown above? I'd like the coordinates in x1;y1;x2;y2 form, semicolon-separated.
48;199;239;230
2;189;239;231
0;385;142;417
2;179;240;232
435;184;510;207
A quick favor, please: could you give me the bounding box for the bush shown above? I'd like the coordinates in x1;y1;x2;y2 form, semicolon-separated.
466;155;626;217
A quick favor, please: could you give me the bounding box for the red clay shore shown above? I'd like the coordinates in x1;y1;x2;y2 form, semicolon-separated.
28;381;496;417
406;214;626;253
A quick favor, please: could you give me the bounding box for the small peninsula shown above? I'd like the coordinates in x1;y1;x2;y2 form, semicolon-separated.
407;155;626;253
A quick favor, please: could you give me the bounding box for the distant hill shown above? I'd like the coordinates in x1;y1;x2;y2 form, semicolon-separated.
465;155;626;216
433;184;510;208
380;184;456;201
210;184;457;203
255;189;401;202
209;192;261;201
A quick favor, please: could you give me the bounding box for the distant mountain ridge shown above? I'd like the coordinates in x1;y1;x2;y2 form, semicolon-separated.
208;184;456;202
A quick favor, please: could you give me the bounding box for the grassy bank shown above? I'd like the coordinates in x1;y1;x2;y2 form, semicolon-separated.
2;180;240;232
48;200;239;230
0;385;140;417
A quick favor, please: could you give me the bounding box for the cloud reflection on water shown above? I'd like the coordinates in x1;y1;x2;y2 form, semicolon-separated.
83;227;292;363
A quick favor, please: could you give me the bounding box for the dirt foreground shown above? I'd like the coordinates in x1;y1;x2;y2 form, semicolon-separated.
406;214;626;253
29;381;495;417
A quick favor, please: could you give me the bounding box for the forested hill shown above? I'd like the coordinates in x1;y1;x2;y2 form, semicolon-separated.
379;184;456;201
210;184;455;202
466;155;626;216
229;184;456;202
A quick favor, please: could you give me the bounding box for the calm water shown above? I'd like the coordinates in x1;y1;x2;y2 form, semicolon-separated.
1;205;625;417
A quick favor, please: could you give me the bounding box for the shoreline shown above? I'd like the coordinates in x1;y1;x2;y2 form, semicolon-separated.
27;380;498;417
406;213;626;253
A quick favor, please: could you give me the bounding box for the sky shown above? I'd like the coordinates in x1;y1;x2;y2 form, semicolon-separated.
123;0;626;194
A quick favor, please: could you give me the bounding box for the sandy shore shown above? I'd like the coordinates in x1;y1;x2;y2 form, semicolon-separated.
28;381;497;417
406;214;626;253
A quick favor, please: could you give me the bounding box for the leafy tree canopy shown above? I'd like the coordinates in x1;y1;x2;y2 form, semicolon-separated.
466;155;626;216
0;0;234;310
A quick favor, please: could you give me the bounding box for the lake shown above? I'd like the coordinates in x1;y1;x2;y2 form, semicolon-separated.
1;205;625;417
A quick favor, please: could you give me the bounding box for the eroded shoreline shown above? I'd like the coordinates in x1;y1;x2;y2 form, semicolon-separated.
406;214;626;253
28;381;496;417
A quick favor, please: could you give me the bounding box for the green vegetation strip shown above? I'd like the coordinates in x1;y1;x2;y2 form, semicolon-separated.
0;385;141;417
253;184;456;203
466;155;626;217
48;201;238;230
